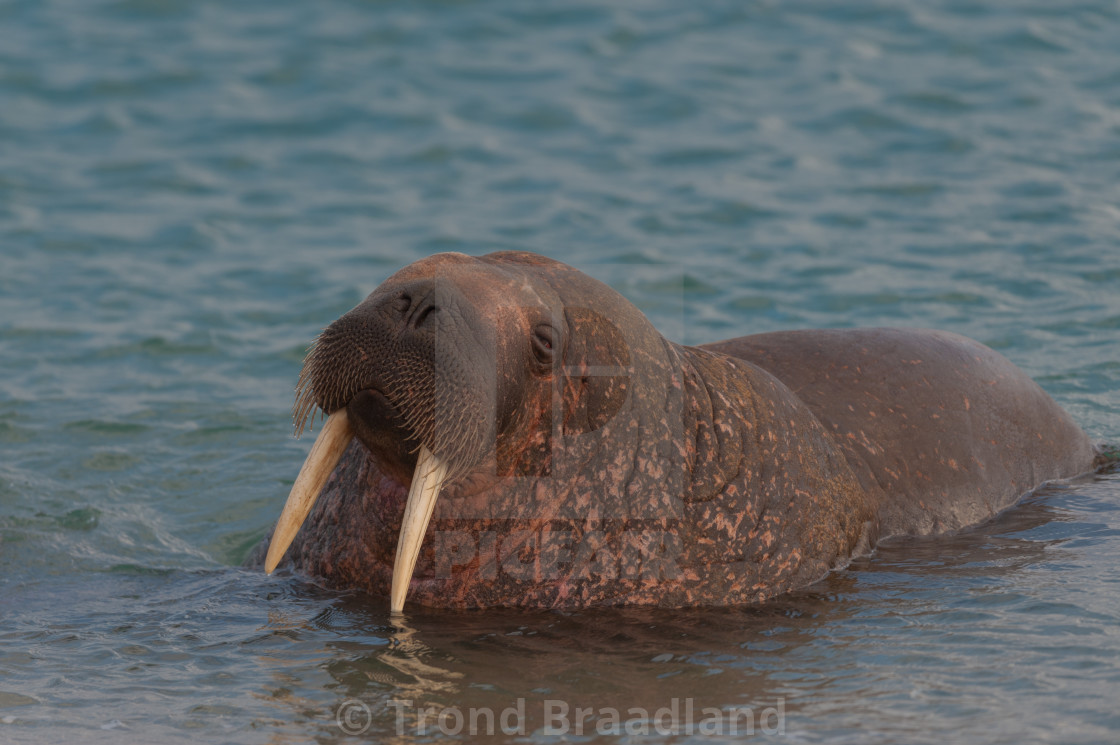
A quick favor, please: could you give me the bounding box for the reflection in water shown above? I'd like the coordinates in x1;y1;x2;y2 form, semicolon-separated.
859;482;1077;576
312;600;816;739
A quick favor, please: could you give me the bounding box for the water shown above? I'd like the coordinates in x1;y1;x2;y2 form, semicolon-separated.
2;0;1119;742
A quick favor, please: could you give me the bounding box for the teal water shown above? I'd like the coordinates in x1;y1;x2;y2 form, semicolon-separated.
2;0;1120;742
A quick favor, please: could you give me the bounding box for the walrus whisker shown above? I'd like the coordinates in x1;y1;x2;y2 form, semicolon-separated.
265;409;354;573
293;344;325;438
390;445;448;614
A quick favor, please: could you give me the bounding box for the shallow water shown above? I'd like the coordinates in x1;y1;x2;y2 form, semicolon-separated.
2;0;1120;742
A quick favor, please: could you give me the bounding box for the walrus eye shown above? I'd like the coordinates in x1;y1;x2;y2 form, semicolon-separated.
532;323;556;365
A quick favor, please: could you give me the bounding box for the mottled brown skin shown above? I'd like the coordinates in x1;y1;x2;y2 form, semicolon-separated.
702;330;1096;538
249;251;1098;608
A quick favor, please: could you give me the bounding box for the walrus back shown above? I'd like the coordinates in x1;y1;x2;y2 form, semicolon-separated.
701;328;1097;538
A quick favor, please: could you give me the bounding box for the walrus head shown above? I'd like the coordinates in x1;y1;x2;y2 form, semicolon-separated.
265;252;643;612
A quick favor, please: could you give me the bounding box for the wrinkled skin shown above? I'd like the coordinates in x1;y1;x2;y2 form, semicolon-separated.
248;251;1099;608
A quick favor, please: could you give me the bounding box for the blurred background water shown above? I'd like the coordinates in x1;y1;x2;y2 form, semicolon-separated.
1;0;1119;742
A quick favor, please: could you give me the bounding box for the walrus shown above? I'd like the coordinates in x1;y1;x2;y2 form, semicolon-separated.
252;251;1099;611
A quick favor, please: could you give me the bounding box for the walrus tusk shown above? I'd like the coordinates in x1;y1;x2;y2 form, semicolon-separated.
265;410;354;573
390;445;449;614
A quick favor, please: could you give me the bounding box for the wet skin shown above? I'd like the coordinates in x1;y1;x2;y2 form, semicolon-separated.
249;251;1099;608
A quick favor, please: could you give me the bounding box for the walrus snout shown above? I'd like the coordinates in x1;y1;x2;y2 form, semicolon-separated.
293;274;497;478
276;265;506;611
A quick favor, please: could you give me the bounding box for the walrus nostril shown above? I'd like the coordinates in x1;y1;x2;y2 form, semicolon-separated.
408;293;437;329
393;293;411;314
414;303;436;327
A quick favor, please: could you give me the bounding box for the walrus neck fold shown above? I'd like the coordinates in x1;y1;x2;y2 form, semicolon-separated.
673;345;877;593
